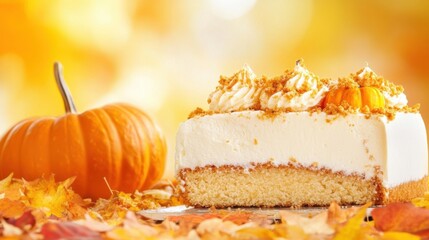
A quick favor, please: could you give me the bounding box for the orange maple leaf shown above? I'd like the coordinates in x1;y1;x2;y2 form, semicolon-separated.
372;202;429;237
21;175;87;219
0;198;27;218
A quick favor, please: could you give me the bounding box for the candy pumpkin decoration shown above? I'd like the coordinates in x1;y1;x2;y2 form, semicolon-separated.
323;86;386;110
0;62;166;199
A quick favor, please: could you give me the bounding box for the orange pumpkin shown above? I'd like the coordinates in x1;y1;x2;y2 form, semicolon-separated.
323;86;385;110
0;62;166;199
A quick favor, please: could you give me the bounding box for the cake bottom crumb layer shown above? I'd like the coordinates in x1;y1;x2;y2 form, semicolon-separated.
178;164;427;208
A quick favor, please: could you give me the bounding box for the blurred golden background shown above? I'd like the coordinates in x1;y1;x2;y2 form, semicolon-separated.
0;0;428;178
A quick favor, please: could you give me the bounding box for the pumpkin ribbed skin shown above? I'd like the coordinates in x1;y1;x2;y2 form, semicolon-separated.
0;103;166;199
323;87;385;110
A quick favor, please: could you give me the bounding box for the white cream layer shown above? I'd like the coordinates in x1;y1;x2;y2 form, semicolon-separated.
175;111;428;188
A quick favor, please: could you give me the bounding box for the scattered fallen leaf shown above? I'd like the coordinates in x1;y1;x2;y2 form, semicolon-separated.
1;220;23;237
372;202;429;237
199;231;233;240
0;199;27;218
0;174;25;201
0;174;13;192
333;202;372;240
90;184;182;223
381;231;420;240
24;176;83;218
235;226;279;239
327;202;361;227
106;212;162;240
74;215;115;233
412;192;429;209
280;210;334;235
167;211;254;227
196;218;258;236
0;174;429;239
6;211;36;232
40;222;101;240
0;175;88;220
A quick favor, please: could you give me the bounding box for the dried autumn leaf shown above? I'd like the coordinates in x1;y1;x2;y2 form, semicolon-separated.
284;225;311;240
167;214;217;228
89;192;137;223
333;202;372;240
6;211;36;232
40;222;102;240
1;219;23;237
23;176;87;218
381;231;420;240
0;199;27;218
235;226;279;239
272;224;288;238
372;202;429;235
123;211;158;235
167;211;254;228
280;210;333;235
412;192;429;209
106;212;162;240
196;218;258;237
90;187;181;223
327;201;361;227
106;228;159;240
0;174;25;201
199;231;234;240
73;214;115;232
0;173;13;191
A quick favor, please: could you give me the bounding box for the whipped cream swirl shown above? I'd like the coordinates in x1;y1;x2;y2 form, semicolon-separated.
208;65;262;112
260;61;328;111
358;66;408;108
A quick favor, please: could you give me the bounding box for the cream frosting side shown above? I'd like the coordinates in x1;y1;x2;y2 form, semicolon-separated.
176;111;428;188
260;62;329;111
208;65;261;112
384;112;428;187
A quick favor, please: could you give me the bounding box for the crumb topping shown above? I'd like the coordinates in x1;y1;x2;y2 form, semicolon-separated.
351;67;406;97
190;61;419;119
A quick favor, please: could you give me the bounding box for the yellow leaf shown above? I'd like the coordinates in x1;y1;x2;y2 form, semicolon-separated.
0;173;13;192
24;175;81;217
381;231;420;240
272;224;288;238
0;174;24;201
0;199;27;218
235;227;279;239
412;192;429;209
328;201;361;227
333;202;372;240
285;225;311;240
196;218;239;235
106;213;161;240
280;210;334;235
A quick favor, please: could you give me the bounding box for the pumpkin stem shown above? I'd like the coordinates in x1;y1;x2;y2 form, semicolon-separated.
54;62;77;114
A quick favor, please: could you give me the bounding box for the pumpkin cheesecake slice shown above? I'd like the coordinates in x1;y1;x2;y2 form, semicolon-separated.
176;61;428;207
